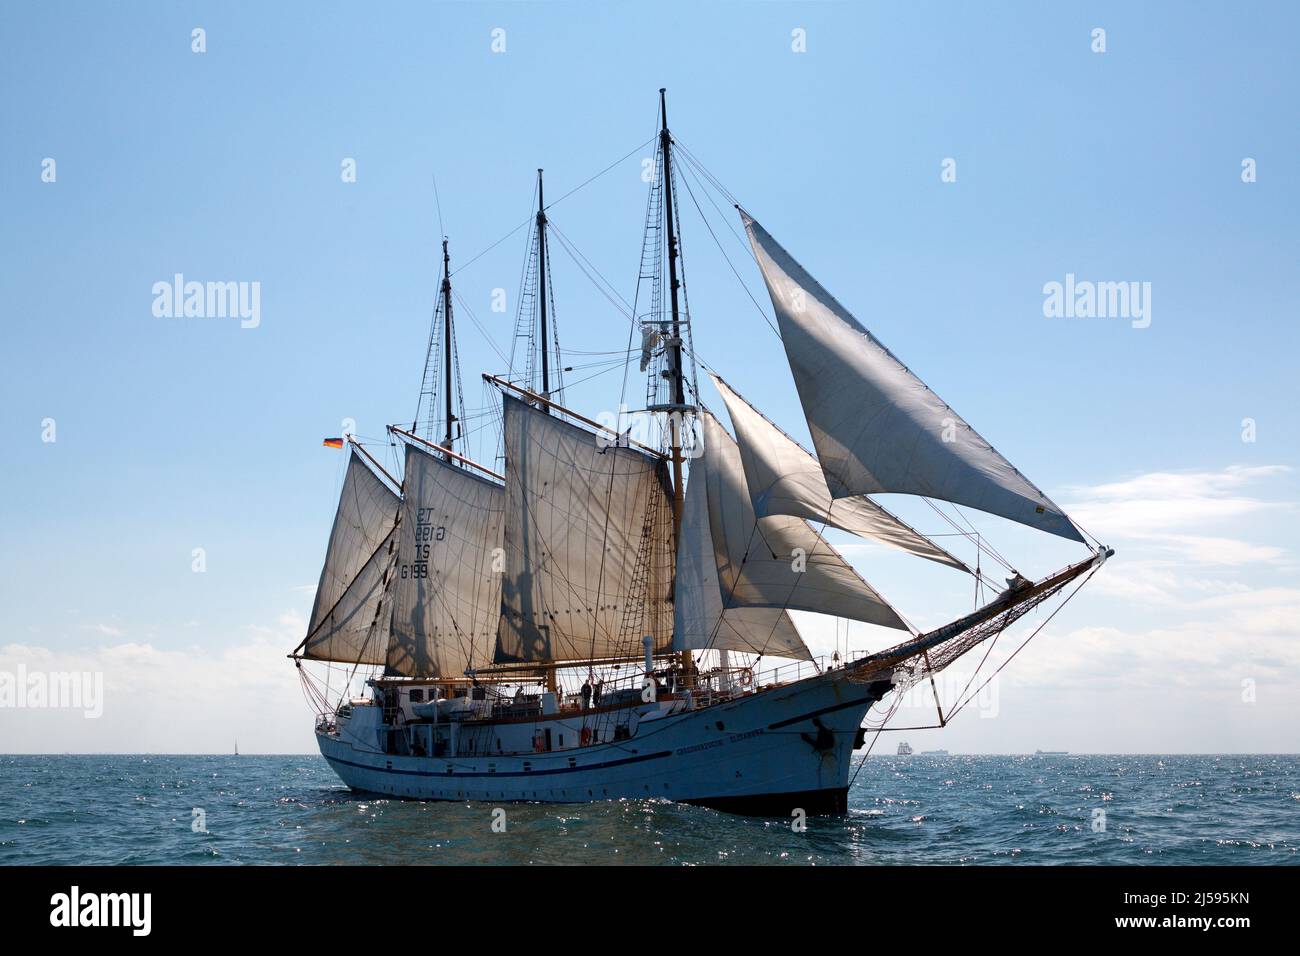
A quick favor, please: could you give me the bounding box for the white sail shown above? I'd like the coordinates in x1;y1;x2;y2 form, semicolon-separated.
301;451;400;662
301;528;395;665
674;455;811;660
494;395;675;664
386;443;505;678
742;212;1085;543
710;374;970;572
700;410;908;632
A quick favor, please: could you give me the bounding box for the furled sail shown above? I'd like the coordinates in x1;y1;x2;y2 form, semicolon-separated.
674;455;811;660
385;443;505;678
742;212;1085;543
699;410;908;632
300;451;400;663
494;395;675;664
709;374;970;572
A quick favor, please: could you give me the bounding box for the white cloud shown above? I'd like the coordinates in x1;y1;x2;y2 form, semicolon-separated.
1064;464;1292;566
0;611;324;754
82;623;125;638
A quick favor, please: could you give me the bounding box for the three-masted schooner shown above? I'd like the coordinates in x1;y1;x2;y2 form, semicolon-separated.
290;91;1111;815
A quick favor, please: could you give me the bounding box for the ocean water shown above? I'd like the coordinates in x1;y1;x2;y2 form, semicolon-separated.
1;754;1295;865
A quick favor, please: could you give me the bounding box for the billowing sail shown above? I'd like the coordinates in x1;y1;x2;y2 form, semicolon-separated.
301;451;400;663
700;410;908;632
710;374;970;572
494;396;675;664
301;529;395;665
742;212;1085;543
386;443;505;678
674;456;811;660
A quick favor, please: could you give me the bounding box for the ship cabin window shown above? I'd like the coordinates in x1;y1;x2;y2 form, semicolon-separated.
453;688;468;699
410;689;425;703
559;735;564;747
471;686;486;701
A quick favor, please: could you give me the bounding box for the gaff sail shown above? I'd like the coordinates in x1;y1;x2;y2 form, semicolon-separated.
493;395;675;664
300;450;400;665
385;442;505;678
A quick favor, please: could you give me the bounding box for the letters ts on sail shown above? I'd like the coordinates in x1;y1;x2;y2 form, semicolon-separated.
739;210;1085;544
386;441;504;678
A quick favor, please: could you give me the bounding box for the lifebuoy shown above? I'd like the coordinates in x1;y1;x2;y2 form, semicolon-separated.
740;668;754;687
580;726;592;747
533;732;546;753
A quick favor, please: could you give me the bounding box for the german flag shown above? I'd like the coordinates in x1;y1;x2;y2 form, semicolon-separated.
322;437;344;449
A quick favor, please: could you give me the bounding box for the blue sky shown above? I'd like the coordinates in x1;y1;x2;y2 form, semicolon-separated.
2;1;1297;753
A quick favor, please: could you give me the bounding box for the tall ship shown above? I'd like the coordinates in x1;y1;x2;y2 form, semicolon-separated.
290;92;1112;815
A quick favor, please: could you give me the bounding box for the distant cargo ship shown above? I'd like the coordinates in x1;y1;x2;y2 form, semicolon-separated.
1035;749;1069;755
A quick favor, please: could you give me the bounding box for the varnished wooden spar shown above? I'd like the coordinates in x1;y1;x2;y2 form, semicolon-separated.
387;424;505;481
482;373;667;458
346;435;402;490
848;547;1114;681
465;651;677;679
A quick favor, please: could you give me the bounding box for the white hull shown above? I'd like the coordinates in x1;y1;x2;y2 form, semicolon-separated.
317;671;891;815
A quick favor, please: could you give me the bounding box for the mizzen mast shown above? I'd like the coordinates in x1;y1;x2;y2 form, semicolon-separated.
414;236;466;462
440;238;455;458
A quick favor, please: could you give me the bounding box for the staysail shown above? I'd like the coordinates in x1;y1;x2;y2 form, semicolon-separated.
385;443;505;678
673;454;811;660
494;395;675;664
710;374;970;572
699;410;908;632
300;451;400;664
742;212;1084;543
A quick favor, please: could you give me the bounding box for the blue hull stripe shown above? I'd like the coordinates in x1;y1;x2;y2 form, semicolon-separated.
325;748;673;779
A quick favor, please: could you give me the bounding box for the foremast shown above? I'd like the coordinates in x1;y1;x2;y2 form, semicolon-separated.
653;88;696;678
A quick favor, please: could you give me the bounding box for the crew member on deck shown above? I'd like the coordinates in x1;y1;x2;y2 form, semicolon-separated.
580;680;592;711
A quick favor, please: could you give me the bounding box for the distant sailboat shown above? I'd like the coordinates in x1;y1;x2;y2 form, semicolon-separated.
290;90;1113;816
234;741;239;757
897;742;914;756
